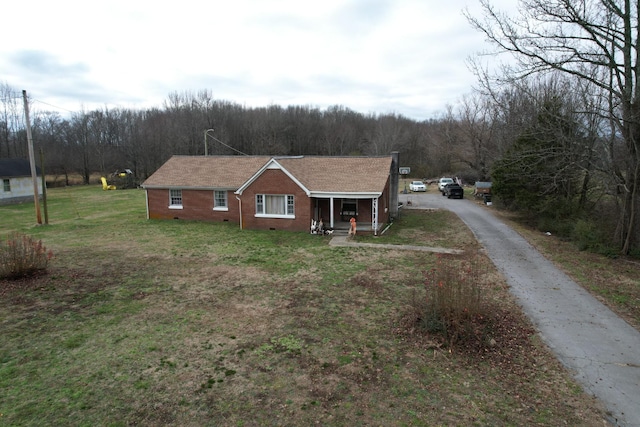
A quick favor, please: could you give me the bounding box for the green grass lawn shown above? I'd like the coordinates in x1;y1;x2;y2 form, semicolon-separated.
0;185;607;426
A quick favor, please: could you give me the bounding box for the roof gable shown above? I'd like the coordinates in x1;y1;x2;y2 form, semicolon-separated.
235;158;310;195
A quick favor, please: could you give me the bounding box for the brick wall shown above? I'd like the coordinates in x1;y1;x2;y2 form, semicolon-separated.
239;169;311;232
146;189;239;224
145;171;391;233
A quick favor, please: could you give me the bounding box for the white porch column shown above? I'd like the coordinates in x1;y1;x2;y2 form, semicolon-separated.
329;197;335;228
372;197;379;235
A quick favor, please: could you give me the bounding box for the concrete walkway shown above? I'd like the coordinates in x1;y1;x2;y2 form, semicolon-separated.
334;192;640;426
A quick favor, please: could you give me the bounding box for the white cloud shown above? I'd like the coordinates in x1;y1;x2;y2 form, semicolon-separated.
0;0;517;120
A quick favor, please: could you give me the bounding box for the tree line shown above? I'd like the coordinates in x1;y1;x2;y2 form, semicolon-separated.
0;86;476;184
2;0;639;255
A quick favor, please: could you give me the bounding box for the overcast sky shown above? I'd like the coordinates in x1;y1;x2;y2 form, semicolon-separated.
1;0;513;121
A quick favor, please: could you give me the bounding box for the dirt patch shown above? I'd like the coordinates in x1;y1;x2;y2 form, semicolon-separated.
0;271;49;300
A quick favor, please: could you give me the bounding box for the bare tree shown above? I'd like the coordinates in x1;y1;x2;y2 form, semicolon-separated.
450;93;499;181
466;0;640;254
67;111;95;184
321;106;359;156
423;112;458;177
0;82;25;158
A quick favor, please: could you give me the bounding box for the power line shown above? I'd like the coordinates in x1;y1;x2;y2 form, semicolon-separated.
209;134;249;156
1;96;75;113
205;129;249;156
32;99;75;113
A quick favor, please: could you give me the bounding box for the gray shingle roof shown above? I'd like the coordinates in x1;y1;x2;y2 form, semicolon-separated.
0;158;40;178
142;155;392;193
142;156;272;189
276;156;392;193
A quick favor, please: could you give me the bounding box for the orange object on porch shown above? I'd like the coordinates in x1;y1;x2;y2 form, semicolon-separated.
348;217;357;236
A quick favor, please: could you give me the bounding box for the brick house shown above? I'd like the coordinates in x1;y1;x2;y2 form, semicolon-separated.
141;154;400;234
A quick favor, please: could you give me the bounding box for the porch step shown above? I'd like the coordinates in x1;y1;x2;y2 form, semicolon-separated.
329;229;349;236
311;228;349;236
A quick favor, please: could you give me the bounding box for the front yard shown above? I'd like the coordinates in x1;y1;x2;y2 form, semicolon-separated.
0;185;607;425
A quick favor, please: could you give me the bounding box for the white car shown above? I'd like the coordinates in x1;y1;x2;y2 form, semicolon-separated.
409;180;426;192
437;177;454;193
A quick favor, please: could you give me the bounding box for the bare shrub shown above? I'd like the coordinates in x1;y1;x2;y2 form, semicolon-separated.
0;233;53;279
410;254;492;348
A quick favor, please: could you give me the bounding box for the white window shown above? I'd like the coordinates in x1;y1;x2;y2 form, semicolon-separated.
255;194;295;218
2;179;10;192
287;195;294;215
169;189;183;209
214;190;228;210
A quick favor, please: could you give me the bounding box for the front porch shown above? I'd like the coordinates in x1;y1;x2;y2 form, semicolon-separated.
311;195;387;234
312;219;384;236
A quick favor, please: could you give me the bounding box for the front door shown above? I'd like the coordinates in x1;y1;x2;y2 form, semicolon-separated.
340;199;357;221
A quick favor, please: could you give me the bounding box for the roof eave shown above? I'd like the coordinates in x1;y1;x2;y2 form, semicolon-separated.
142;185;237;191
309;191;383;199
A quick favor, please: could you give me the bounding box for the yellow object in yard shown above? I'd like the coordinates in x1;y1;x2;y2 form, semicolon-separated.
101;177;116;190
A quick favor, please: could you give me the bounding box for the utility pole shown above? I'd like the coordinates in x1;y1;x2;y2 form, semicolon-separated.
204;128;214;156
22;90;42;225
40;148;49;224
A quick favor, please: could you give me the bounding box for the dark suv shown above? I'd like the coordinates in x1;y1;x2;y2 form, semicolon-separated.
442;183;464;199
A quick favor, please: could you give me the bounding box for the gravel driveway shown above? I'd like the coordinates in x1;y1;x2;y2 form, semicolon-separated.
400;192;640;427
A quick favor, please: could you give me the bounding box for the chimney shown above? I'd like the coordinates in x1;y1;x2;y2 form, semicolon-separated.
390;151;399;219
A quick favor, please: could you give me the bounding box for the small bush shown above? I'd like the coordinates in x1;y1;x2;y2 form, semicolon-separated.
571;219;600;251
411;254;491;348
0;232;53;279
570;219;620;256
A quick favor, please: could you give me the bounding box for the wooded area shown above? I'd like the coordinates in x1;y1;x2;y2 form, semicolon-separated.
2;0;639;255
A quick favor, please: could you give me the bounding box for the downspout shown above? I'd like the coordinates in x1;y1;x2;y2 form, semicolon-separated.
144;189;149;219
236;196;243;230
